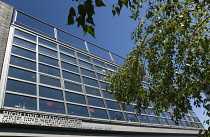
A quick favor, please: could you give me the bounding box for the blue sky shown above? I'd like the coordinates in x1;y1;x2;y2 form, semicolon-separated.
2;0;208;129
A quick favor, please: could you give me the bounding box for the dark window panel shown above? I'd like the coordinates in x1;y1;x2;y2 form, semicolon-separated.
14;29;36;42
39;55;58;67
193;117;200;122
63;71;81;82
67;104;88;117
164;112;171;118
81;68;96;78
10;56;36;70
39;46;57;57
4;93;36;110
109;111;124;121
39;99;65;114
39;86;63;100
139;115;150;123
40;75;60;87
135;108;146;114
124;104;134;112
13;37;36;51
99;82;109;89
160;118;169;125
89;108;108;119
6;79;36;95
93;59;104;67
79;60;93;70
178;121;183;126
59;46;75;57
8;67;36;82
60;54;76;64
125;113;138;122
182;121;189;127
61;62;78;73
39;38;57;49
87;96;104;108
103;91;115;100
39;64;60;77
64;81;82;92
106;64;117;71
77;53;91;62
146;108;156;116
106;100;120;110
94;66;106;74
149;117;160;124
168;119;176;126
83;77;98;87
65;92;85;104
85;86;101;97
11;46;36;60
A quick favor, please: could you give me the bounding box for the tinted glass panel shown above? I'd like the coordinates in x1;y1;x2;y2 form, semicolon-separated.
106;64;117;71
100;82;109;89
65;92;85;104
97;73;105;81
39;46;57;57
168;119;176;126
182;121;189;127
146;108;156;116
14;30;36;42
81;68;96;78
160;118;169;125
67;104;88;117
139;115;150;123
135;108;146;114
94;66;106;74
39;64;60;77
61;62;78;73
124;105;134;112
149;117;159;124
89;108;108;119
83;77;98;87
109;111;124;121
156;112;165;117
79;60;93;70
77;53;90;62
60;54;76;64
87;97;104;107
184;116;190;121
13;37;36;50
193;117;200;122
125;113;138;122
40;75;60;87
190;111;197;117
8;67;36;82
39;38;56;49
106;100;120;110
64;81;82;92
103;91;115;100
85;87;101;96
93;59;104;67
4;94;36;110
11;46;36;60
164;112;171;118
39;86;63;100
40;99;65;114
63;71;81;82
10;56;36;70
6;79;36;95
60;46;75;57
39;55;58;67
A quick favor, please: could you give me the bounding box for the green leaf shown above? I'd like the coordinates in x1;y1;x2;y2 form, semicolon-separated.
69;7;76;16
115;7;120;15
95;0;106;7
78;4;86;16
67;14;74;25
112;9;116;16
87;25;95;38
76;16;85;28
86;16;95;26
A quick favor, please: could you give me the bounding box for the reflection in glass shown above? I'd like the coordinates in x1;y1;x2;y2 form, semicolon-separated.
97;73;105;81
83;77;98;87
13;37;36;50
85;86;101;96
160;118;169;125
63;71;81;82
11;46;36;60
125;113;138;122
182;121;189;127
39;86;63;100
94;66;106;74
164;112;171;118
81;68;96;78
10;56;36;70
39;38;57;49
103;91;115;100
87;96;104;108
106;100;120;110
39;46;57;57
39;55;58;67
39;64;60;77
124;104;134;112
65;92;85;104
93;59;104;67
168;119;176;126
106;64;117;71
89;108;108;119
67;104;88;117
146;108;156;116
60;46;75;57
40;75;60;87
6;79;36;95
149;117;159;124
79;60;93;70
109;111;124;121
99;82;109;89
39;99;65;114
139;115;150;123
14;29;36;42
77;53;90;62
61;62;78;73
64;81;82;92
60;54;76;64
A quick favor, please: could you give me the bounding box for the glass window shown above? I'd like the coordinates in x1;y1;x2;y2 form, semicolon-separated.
160;118;169;125
146;108;156;116
61;62;78;73
178;121;183;126
188;122;195;127
63;71;81;82
39;55;58;67
39;86;63;100
39;46;57;57
156;111;165;117
184;116;190;121
81;68;96;78
168;119;176;126
93;59;104;67
4;93;36;110
83;77;98;87
89;108;108;119
190;111;197;117
97;73;105;81
109;111;124;121
77;53;90;62
14;29;36;42
182;121;189;127
106;100;120;110
139;115;150;123
65;92;85;104
168;107;174;112
8;67;36;82
11;46;36;60
39;64;60;77
100;82;109;89
103;91;115;100
59;46;75;57
67;104;88;117
79;60;93;70
164;112;171;118
87;96;104;108
197;123;204;128
39;99;65;114
40;75;60;87
149;117;160;124
39;38;57;49
193;117;200;122
135;108;146;114
85;86;101;96
6;79;36;95
64;81;82;92
124;104;134;112
10;56;36;70
124;113;138;122
106;64;117;71
94;66;106;74
60;54;76;64
13;37;36;51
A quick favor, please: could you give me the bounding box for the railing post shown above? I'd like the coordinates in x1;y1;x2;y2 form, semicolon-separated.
84;41;90;53
12;10;17;24
109;52;115;64
54;27;58;40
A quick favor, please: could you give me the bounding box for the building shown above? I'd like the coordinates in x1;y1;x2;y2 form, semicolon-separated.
0;1;205;136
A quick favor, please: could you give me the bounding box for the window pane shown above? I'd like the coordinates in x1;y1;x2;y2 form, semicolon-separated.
124;104;134;112
106;64;117;71
8;67;36;82
182;121;189;127
97;73;105;81
135;108;146;114
125;113;138;122
103;91;115;100
39;99;65;114
89;108;108;119
184;116;190;121
190;111;197;117
60;54;76;64
14;29;36;42
10;56;36;70
100;82;109;89
146;108;156;116
60;46;75;57
39;64;60;77
193;117;200;122
149;117;160;124
13;37;36;50
67;104;88;117
81;68;96;78
79;60;93;70
61;62;78;73
39;38;56;49
93;59;104;67
64;81;82;92
106;100;120;110
63;71;81;82
4;93;36;110
6;79;36;95
160;118;169;125
168;119;176;126
156;112;165;117
39;46;57;57
139;115;150;123
39;55;58;67
87;96;104;107
65;92;85;104
83;77;98;87
77;53;90;62
164;112;171;118
40;75;60;87
109;111;124;121
11;46;36;60
94;66;106;74
85;86;101;96
39;86;63;100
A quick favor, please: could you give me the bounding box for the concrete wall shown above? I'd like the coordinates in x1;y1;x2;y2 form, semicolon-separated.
0;1;14;77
